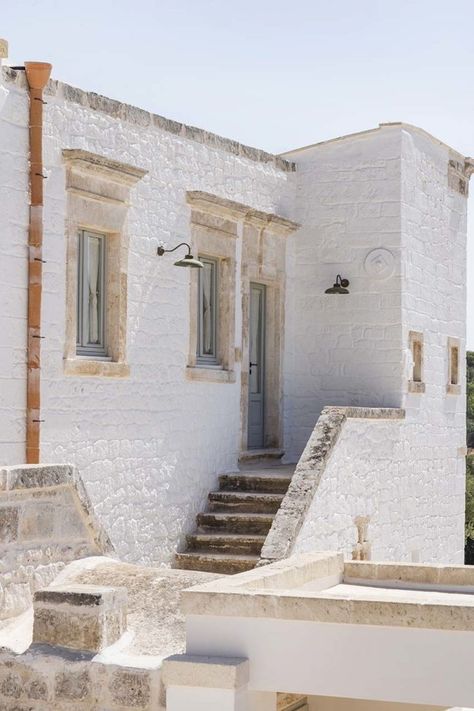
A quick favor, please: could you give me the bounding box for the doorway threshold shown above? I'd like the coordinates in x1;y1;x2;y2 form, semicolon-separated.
239;448;285;465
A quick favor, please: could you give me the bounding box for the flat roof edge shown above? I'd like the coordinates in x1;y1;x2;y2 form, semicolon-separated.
281;122;467;162
1;66;295;173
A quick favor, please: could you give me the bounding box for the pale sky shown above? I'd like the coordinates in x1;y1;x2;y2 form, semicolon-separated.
3;0;474;343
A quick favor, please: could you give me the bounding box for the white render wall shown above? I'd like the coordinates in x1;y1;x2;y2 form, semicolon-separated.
283;128;404;461
290;126;467;564
292;417;465;563
0;65;467;568
0;76;29;463
0;69;295;564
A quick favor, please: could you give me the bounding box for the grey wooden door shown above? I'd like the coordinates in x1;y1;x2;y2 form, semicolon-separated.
248;283;266;449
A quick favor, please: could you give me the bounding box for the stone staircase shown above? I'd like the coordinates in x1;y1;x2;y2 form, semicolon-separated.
175;465;294;574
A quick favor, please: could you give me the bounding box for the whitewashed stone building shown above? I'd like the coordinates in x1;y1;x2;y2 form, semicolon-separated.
0;61;472;579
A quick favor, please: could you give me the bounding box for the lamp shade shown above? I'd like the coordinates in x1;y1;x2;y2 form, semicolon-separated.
174;254;203;268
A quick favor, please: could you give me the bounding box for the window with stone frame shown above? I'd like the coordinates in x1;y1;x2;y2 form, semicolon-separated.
185;199;237;384
76;230;108;358
408;331;425;393
196;256;219;365
62;149;147;378
447;337;461;394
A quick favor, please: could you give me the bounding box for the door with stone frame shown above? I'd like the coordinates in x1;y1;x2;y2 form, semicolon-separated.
247;283;266;449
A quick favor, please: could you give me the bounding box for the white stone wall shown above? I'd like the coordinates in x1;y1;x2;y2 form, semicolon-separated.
0;74;29;464
0;64;467;569
283;128;404;461
0;69;295;565
291;126;467;564
292;417;465;563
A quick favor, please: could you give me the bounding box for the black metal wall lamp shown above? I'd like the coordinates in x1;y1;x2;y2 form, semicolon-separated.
325;274;350;294
157;242;203;268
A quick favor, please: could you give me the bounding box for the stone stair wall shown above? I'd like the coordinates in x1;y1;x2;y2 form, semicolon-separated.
260;407;405;565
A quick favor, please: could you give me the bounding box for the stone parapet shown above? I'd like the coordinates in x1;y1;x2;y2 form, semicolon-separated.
1;66;296;173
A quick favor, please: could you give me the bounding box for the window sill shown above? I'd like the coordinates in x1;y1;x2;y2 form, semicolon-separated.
64;358;130;378
186;366;235;384
447;383;461;395
408;380;425;394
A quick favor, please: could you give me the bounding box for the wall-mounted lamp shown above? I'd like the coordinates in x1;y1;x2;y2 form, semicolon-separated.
157;242;203;268
325;274;350;294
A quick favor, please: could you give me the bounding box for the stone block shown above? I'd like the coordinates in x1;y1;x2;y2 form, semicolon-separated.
1;672;22;698
55;668;91;701
0;507;19;543
33;584;127;652
109;668;151;708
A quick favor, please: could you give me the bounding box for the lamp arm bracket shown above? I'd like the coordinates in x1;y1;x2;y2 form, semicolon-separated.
157;242;191;256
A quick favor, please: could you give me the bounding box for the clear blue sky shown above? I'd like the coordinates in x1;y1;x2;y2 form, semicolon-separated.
3;0;474;342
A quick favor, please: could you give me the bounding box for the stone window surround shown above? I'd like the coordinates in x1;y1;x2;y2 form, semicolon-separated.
447;336;461;395
186;191;299;455
62;149;147;378
408;330;425;394
186;199;239;384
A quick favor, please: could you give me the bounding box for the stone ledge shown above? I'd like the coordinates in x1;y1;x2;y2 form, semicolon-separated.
344;560;474;588
259;406;405;564
408;380;425;394
62;148;148;185
186;366;236;384
187;191;300;234
162;654;249;689
181;552;474;632
64;358;130;378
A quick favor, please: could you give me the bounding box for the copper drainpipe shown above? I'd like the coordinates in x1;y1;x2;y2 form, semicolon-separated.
24;62;52;464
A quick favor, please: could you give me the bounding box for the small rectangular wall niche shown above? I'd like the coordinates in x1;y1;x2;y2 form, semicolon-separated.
447;337;461;395
408;331;425;393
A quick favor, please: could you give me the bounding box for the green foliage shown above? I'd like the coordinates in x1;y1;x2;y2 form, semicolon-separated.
466;455;474;539
467;352;474;448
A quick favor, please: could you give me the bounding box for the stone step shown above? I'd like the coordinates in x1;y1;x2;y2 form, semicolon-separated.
186;532;266;555
208;491;284;514
197;512;275;535
175;552;259;575
219;471;292;494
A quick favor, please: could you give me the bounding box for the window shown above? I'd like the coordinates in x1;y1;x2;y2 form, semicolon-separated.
76;230;107;357
447;337;461;394
197;257;218;365
408;331;425;393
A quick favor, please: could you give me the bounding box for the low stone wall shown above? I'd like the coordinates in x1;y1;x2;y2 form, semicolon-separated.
259;407;405;564
0;646;162;711
0;464;113;619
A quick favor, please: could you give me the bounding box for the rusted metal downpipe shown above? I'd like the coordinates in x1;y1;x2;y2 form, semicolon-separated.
25;62;52;464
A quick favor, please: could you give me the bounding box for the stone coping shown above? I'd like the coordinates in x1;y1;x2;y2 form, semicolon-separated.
1;66;295;173
162;654;249;689
186;191;300;233
259;407;405;564
0;464;113;554
34;584;127;609
182;552;474;632
344;560;474;589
